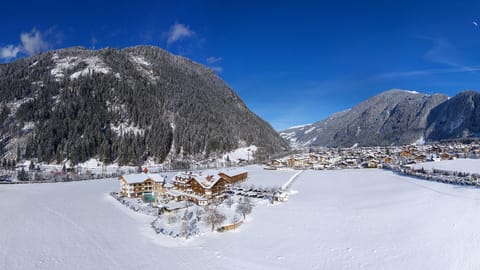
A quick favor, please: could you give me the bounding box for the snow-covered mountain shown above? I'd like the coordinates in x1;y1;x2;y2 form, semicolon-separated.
281;89;451;148
425;90;480;141
0;46;289;165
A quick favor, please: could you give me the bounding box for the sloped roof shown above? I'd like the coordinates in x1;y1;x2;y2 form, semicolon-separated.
189;174;223;189
121;173;166;184
218;168;247;177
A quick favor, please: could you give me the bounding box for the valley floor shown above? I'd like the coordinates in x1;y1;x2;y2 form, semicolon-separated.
2;163;480;269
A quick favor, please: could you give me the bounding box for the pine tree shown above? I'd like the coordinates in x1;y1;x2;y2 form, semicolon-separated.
17;168;28;181
16;145;21;162
29;160;35;171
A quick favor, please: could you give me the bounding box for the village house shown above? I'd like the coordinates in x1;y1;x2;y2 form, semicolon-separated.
273;190;289;202
217;169;248;184
270;159;284;167
119;173;166;198
399;150;411;159
440;152;451;160
414;154;427;163
383;156;394;164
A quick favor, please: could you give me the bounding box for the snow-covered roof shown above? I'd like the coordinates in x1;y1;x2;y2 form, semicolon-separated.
121;173;165;184
173;170;223;187
219;168;247;177
193;174;223;189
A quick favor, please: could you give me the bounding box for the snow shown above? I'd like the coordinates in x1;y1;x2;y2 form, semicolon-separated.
6;97;34;116
50;54;111;81
412;159;480;175
50;54;80;79
286;123;311;130
405;90;421;94
130;55;151;66
280;170;304;190
22;121;35;131
30;60;39;67
122;173;165;184
4;168;480;269
279;131;296;139
221;145;257;163
301;137;317;147
304;126;316;134
279;132;300;148
242;165;297;188
414;136;425;145
110;123;145;136
219;168;248;177
77;158;103;168
36;158;144;176
129;54;158;81
69;57;111;79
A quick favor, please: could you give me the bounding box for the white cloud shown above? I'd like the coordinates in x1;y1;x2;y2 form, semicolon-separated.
210;66;223;73
20;28;50;55
0;28;51;60
0;45;21;59
421;37;478;72
206;56;222;64
374;37;480;79
167;23;194;45
375;67;480;79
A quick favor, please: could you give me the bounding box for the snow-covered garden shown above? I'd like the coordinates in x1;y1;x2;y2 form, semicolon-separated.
149;196;253;239
111;165;294;239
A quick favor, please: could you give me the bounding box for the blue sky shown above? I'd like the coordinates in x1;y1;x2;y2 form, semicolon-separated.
2;1;480;130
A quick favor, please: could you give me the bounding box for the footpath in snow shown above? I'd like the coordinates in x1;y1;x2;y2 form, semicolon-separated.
281;170;304;191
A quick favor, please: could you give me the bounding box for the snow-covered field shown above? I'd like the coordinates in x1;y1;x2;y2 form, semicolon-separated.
413;159;480;174
241;165;297;188
3;168;480;269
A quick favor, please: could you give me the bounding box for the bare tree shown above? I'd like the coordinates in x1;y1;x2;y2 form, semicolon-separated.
195;207;203;222
224;196;235;208
182;209;189;221
184;200;194;208
167;215;177;225
204;206;226;232
232;215;241;231
180;219;190;239
236;197;254;219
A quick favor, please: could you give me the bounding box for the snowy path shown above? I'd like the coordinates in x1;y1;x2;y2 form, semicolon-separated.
3;169;480;269
281;170;304;190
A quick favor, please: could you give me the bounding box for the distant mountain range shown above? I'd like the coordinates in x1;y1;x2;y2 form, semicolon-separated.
0;46;289;165
281;89;480;148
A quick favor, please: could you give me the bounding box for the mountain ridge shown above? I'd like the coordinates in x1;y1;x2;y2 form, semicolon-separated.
280;89;480;148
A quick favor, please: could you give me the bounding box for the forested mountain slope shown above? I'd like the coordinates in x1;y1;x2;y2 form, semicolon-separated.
0;46;288;165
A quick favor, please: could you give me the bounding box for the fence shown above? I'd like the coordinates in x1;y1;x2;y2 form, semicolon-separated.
217;220;243;232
